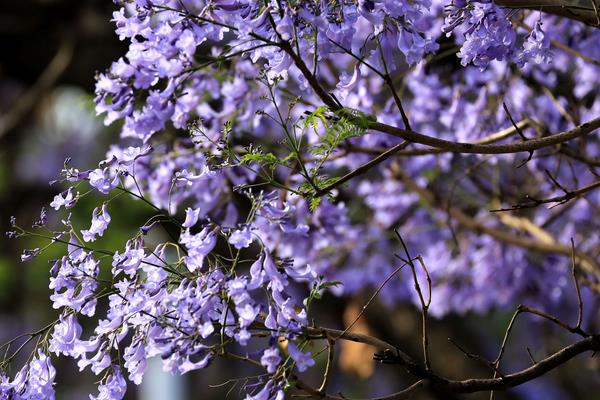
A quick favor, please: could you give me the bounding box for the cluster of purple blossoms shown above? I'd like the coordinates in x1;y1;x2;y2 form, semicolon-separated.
5;0;600;399
1;351;56;399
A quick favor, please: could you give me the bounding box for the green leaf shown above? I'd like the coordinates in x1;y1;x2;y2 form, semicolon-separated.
309;196;322;211
319;280;342;289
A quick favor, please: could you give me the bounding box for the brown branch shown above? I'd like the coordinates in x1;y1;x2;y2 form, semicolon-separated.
391;164;600;276
295;379;428;400
280;38;600;157
370;117;600;155
297;329;600;398
518;305;589;336
447;338;505;377
498;0;600;28
442;335;600;392
571;238;584;330
304;327;411;363
315;141;409;196
343;119;532;156
490;179;600;211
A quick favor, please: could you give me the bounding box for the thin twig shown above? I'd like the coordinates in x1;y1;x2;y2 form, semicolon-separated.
489;307;521;400
519;305;588;337
571;238;584;330
502;102;533;167
335;261;409;342
317;335;336;394
544;169;570;195
395;231;431;371
490;179;600;211
526;347;537;365
315;141;409;196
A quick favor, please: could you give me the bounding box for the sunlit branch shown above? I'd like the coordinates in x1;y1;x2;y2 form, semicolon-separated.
391;164;600;276
497;0;600;28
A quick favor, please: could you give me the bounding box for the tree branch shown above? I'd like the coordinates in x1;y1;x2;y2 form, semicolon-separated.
280;40;600;156
391;164;600;276
298;328;600;398
497;0;600;28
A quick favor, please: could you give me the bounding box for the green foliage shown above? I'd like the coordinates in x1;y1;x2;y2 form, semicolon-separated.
296;106;371;205
239;143;294;173
233;106;372;209
240;150;282;171
309;196;321;212
302;106;371;172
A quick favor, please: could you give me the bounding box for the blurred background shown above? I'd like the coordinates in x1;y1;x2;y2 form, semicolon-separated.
0;1;598;399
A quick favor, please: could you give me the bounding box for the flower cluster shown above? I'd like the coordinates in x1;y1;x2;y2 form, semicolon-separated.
5;0;600;399
1;351;56;399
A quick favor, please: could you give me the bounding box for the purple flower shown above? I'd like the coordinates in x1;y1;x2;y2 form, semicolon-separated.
10;351;56;399
49;314;82;356
49;252;99;316
81;204;111;242
179;226;217;272
175;29;197;58
174;167;214;188
21;248;40;262
235;328;252;346
112;238;145;277
358;0;385;25
397;29;439;65
273;291;308;327
89;168;120;194
182;207;201;228
123;339;147;385
284;262;316;282
237;303;260;328
111;144;153;166
178;353;213;374
198;321;215;338
90;366;127;400
248;252;266;290
517;18;552;66
0;373;13;399
228;277;251;305
77;341;112;375
228;226;254;249
260;348;281;374
263;252;288;293
50;187;77;210
244;381;284;400
275;12;294;41
287;342;315;372
32;207;48;228
336;65;361;100
452;3;517;69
